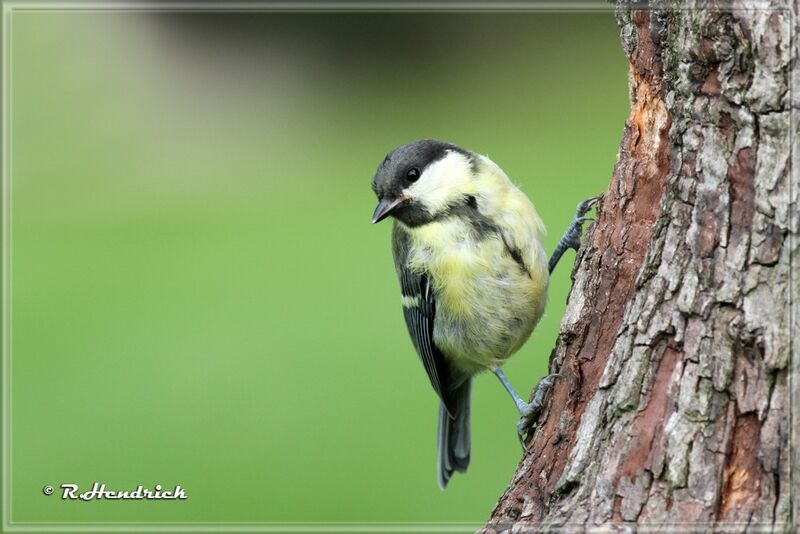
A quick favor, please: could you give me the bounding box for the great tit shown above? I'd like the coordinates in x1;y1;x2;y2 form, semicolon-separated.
371;139;595;488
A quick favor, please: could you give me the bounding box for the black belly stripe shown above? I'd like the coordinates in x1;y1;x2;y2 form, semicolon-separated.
501;237;532;279
442;196;532;278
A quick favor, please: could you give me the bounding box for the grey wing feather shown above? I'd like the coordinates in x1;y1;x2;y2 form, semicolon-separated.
392;224;458;416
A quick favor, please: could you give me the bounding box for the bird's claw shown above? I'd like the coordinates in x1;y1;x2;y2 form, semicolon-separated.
562;197;600;251
516;403;543;448
516;373;561;448
576;196;599;217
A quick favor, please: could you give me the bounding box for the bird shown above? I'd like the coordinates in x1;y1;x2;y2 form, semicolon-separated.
370;139;596;489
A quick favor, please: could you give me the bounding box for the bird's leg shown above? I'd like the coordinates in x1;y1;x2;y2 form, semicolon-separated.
493;368;560;448
493;367;529;413
548;196;599;274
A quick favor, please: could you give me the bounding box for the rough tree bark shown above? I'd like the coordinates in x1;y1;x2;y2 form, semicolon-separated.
484;2;795;531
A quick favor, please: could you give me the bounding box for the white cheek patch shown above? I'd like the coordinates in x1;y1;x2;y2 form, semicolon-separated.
403;151;475;215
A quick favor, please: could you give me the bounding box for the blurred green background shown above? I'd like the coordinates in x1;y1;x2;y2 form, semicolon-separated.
9;10;628;526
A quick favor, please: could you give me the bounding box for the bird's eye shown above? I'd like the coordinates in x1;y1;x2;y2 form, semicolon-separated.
406;167;421;182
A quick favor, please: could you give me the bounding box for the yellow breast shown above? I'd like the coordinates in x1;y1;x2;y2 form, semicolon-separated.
404;216;548;372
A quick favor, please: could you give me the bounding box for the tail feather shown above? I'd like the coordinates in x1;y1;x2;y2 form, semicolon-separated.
437;379;471;489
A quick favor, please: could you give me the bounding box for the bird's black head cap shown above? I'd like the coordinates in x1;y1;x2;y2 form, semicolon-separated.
371;139;474;226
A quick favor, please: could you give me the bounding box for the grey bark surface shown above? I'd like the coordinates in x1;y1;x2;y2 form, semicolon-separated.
484;2;796;531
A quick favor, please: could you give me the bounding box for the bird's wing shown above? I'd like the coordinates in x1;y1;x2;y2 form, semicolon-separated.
392;224;458;417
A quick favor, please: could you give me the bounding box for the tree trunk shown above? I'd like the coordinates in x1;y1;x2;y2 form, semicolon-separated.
484;2;795;531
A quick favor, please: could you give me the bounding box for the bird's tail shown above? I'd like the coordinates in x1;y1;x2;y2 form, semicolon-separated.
437;379;471;489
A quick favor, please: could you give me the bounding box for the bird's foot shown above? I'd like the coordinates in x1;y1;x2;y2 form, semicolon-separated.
547;196;600;273
516;373;561;448
561;196;599;251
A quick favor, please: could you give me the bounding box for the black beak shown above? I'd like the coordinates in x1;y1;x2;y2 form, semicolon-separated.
371;196;407;224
